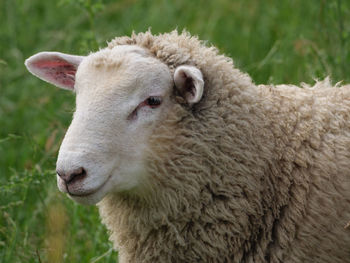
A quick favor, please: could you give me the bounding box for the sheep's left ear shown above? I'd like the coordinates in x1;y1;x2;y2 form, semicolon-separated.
174;65;204;104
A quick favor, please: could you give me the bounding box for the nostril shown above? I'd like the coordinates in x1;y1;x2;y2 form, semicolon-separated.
67;167;86;184
57;167;87;185
56;170;64;179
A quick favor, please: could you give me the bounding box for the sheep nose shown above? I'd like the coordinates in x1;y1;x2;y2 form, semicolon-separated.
56;167;87;185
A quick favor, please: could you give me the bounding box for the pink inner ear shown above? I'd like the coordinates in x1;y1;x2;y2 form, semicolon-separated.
33;59;77;88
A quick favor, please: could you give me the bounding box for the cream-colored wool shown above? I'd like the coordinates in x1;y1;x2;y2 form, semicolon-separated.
97;31;350;263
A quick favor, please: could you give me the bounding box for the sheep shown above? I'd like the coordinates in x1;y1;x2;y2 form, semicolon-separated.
25;30;350;263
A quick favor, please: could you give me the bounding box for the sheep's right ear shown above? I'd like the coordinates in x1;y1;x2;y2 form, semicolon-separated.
25;52;85;91
174;65;204;104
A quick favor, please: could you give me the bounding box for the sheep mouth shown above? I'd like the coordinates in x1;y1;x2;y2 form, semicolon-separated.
67;173;113;198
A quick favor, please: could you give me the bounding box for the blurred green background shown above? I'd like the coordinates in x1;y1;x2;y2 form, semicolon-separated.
0;0;349;262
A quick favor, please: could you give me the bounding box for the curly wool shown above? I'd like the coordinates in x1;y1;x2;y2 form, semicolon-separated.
98;30;350;263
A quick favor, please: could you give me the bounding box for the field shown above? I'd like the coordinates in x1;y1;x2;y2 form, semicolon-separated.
1;0;349;262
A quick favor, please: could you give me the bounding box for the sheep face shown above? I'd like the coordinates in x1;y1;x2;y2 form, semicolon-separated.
25;46;170;204
60;46;177;204
25;45;204;205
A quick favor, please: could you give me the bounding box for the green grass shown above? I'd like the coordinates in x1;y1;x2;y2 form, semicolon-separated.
1;0;349;262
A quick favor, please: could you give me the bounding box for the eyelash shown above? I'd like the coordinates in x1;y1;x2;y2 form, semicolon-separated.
145;96;162;108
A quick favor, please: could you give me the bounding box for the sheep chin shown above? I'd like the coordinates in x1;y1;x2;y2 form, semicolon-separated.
67;187;108;205
67;174;113;205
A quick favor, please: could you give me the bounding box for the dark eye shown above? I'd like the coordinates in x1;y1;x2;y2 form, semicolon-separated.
145;96;162;108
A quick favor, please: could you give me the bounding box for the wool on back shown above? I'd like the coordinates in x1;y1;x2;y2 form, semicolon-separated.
98;31;350;263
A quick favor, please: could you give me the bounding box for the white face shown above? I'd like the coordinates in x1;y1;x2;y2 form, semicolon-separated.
57;46;173;204
55;46;175;204
25;45;204;205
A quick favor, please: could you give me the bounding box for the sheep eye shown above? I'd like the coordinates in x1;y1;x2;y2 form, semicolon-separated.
145;96;162;108
129;96;163;120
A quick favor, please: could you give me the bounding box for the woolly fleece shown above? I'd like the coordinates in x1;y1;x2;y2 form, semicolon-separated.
98;31;350;263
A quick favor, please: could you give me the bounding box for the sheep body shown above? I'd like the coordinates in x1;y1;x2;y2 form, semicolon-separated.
97;31;350;263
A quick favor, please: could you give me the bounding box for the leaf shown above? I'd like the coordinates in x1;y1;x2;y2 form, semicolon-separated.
45;129;58;152
0;59;7;66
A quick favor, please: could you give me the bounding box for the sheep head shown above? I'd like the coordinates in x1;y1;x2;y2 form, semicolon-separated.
25;45;204;205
